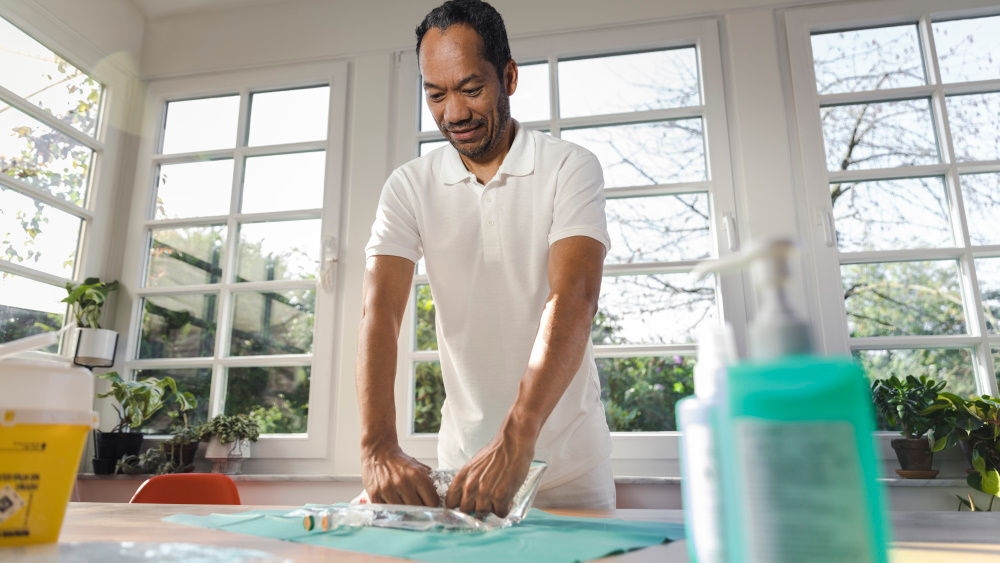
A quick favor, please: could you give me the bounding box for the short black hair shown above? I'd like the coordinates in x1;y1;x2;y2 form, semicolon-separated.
416;0;511;80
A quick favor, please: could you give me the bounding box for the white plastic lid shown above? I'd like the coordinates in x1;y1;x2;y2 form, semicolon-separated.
0;359;94;412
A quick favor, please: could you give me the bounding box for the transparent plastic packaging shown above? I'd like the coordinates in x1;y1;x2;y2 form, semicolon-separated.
289;461;547;533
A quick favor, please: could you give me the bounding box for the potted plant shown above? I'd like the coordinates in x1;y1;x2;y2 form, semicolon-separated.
92;371;179;474
116;385;202;475
870;374;950;478
958;395;1000;508
161;386;202;471
62;277;120;368
202;414;260;474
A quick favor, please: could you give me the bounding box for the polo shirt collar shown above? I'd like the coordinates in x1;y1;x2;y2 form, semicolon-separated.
440;120;534;185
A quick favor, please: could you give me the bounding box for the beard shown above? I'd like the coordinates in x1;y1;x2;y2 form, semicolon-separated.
444;91;511;160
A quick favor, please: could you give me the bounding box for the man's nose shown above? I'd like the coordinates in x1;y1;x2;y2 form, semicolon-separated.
443;95;472;125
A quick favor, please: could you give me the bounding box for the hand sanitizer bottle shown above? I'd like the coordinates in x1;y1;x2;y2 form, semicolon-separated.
677;323;735;563
694;239;890;563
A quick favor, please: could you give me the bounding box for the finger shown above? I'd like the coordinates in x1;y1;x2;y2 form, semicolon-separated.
459;482;479;514
493;497;510;518
415;474;440;507
474;496;493;518
444;471;465;509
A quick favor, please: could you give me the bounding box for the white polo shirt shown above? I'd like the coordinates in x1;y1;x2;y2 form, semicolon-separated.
365;123;613;490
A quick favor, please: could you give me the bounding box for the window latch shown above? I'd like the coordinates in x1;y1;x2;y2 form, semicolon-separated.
722;213;738;252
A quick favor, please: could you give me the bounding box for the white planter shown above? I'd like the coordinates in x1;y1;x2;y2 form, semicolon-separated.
204;436;252;474
73;328;118;368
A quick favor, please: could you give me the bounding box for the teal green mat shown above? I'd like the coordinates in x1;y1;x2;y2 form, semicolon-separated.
163;506;680;562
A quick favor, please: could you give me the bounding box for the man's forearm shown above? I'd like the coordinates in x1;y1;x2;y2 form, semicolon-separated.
355;255;416;455
356;314;401;453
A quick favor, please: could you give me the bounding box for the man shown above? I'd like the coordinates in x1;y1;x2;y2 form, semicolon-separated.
357;0;614;517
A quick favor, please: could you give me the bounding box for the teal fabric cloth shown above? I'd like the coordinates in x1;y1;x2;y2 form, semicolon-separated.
163;506;680;562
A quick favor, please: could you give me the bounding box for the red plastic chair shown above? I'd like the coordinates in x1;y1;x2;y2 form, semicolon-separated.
129;473;242;505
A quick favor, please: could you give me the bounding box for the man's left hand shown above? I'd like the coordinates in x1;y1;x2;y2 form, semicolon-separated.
444;434;533;518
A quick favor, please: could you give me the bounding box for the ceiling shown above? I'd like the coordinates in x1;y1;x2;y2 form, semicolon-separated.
128;0;300;19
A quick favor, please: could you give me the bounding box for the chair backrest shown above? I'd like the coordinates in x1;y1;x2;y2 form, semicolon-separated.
129;473;242;505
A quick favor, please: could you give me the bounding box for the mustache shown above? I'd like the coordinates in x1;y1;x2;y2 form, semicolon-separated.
443;118;486;132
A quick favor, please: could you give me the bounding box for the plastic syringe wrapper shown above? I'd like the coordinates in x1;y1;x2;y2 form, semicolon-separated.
289;461;546;533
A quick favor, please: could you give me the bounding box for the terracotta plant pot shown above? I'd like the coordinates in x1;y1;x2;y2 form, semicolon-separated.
891;437;937;478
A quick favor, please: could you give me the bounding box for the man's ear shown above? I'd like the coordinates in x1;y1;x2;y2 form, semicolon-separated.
504;59;518;96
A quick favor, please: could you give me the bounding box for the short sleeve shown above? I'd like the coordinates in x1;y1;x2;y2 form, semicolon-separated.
548;149;611;250
365;169;423;263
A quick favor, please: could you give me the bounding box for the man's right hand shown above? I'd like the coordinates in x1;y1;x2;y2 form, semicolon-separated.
361;443;440;507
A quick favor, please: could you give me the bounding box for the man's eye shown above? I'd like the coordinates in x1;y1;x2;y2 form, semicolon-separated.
464;87;482;96
428;93;444;102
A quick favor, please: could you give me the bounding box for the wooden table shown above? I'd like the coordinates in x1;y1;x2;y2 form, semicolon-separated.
10;503;1000;561
11;502;681;562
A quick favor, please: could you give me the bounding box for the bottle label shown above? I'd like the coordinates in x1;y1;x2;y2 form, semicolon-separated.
736;420;873;563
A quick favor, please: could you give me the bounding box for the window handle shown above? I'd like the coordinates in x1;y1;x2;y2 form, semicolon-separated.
722;213;738;252
819;209;836;247
321;235;338;291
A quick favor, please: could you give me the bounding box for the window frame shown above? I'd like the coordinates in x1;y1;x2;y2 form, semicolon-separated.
0;7;133;354
391;18;747;476
120;61;349;459
785;0;1000;398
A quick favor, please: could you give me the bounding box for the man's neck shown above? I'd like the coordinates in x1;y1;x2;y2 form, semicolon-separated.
460;123;517;185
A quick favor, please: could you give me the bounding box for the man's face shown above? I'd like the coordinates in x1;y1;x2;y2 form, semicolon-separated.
418;24;516;162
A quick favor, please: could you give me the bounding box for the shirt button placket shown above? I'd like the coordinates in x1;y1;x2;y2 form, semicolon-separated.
482;188;500;261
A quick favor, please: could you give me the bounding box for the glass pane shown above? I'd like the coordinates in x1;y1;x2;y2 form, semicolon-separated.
0;273;64;345
147;226;226;287
946;93;1000;162
226;366;309;433
0;184;81;277
511;62;549;122
933;15;1000;84
230;289;315;356
138;294;217;359
842;261;965;337
241;151;325;213
961;173;1000;246
562;120;706;187
597;355;694;431
821;99;939;171
606;193;711;264
854;348;975;397
154;160;233;219
419;140;448;156
559;48;701;118
595;273;716;345
976;257;1000;335
237;219;320;282
420;88;436;133
248;86;330;146
135;368;211;433
811;25;925;95
0;17;103;136
162;96;239;154
413;361;444;434
0;104;93;204
831;177;953;252
414;283;437;351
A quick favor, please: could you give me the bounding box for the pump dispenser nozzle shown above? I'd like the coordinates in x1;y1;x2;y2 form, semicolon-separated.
693;238;812;361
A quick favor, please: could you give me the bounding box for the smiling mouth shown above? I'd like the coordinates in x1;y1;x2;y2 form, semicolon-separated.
447;123;483;142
